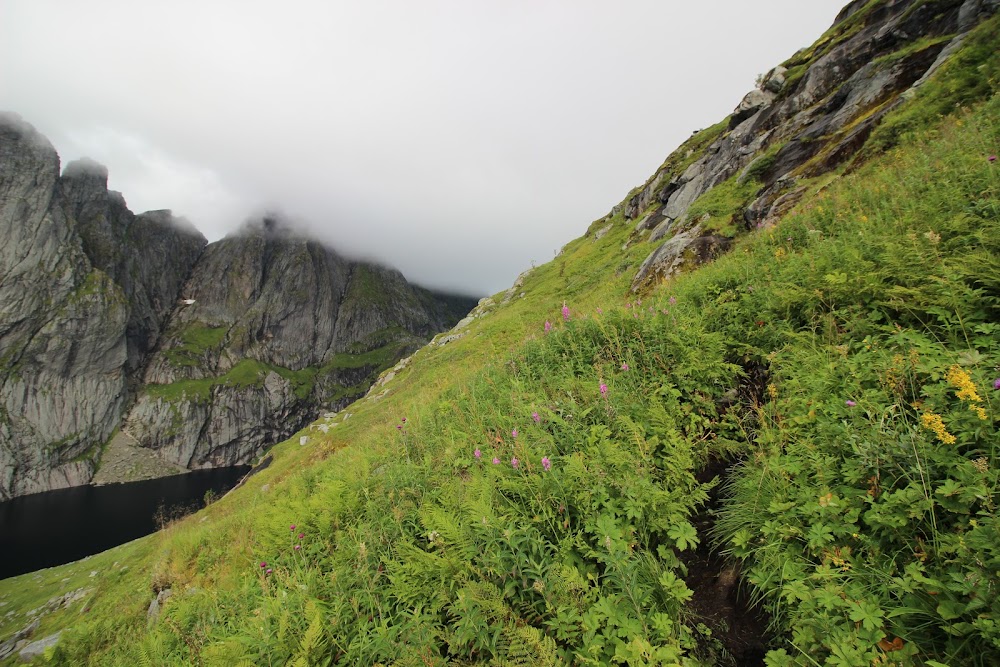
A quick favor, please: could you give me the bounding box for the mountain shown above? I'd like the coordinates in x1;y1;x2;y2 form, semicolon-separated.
0;118;476;499
0;0;997;664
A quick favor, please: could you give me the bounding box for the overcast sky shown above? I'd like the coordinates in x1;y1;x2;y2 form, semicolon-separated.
2;1;847;296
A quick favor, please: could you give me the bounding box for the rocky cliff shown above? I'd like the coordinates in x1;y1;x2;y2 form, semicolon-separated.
620;0;998;291
125;217;475;469
0;114;205;499
0;117;476;498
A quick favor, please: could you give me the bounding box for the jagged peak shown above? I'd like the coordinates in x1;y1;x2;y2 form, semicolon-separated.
62;157;110;183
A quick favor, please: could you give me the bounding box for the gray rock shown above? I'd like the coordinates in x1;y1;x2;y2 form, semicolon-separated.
631;225;733;292
0;619;38;661
17;631;62;661
147;588;172;623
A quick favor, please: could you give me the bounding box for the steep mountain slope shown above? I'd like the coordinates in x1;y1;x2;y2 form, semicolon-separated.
0;1;997;665
0;116;207;499
126;218;476;469
0;119;476;498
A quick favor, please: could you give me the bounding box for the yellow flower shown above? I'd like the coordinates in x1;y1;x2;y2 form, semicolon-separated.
921;412;956;445
946;365;982;403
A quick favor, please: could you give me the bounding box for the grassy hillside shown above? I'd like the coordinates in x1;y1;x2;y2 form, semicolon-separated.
2;10;999;667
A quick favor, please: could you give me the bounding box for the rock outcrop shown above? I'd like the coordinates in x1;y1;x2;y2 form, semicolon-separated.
629;0;998;291
124;218;474;469
0;116;476;497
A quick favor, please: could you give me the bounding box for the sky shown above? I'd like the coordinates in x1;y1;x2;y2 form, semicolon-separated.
1;0;848;296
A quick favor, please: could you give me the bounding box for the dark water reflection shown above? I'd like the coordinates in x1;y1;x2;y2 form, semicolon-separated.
0;467;249;579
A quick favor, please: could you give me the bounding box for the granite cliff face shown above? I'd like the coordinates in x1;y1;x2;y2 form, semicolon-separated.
0;116;475;498
0;114;206;498
622;0;998;290
126;219;475;469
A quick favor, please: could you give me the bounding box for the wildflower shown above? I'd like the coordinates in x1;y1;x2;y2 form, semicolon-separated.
990;155;997;163
596;307;603;315
921;412;956;445
947;365;982;403
298;532;304;539
621;363;629;371
532;411;540;423
290;524;296;531
511;457;519;469
600;382;608;397
512;428;518;438
266;568;272;574
669;296;677;305
492;457;500;465
562;303;570;321
544;320;552;333
994;378;1000;390
845;400;856;407
396;425;402;430
541;456;551;471
401;417;407;423
294;544;301;551
474;448;482;460
260;562;267;568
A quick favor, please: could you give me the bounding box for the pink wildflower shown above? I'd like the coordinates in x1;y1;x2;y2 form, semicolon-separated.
544;320;552;333
669;296;677;305
512;428;518;438
532;412;540;423
621;363;629;371
993;378;1000;390
266;568;272;574
600;383;608;397
260;561;267;568
492;457;500;465
290;524;296;531
596;307;603;315
541;456;551;471
511;457;519;469
990;155;997;163
845;400;856;407
294;544;301;551
298;532;304;539
562;303;570;321
474;448;482;460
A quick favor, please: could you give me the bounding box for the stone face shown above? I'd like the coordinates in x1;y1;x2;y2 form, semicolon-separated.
0;117;476;497
628;0;996;293
126;220;477;469
0;114;128;499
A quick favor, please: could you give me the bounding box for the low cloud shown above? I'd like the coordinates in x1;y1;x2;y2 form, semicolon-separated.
1;0;847;295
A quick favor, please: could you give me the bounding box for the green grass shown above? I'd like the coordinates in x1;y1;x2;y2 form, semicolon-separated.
162;324;228;368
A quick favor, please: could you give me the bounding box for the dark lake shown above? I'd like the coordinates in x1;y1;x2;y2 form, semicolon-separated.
0;467;250;579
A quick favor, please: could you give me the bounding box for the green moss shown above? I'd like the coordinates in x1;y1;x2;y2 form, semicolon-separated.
685;172;761;236
163;324;228;368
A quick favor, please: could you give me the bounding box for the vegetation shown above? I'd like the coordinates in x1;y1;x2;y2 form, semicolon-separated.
1;9;998;667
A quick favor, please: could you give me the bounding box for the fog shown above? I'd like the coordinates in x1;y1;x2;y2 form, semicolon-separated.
1;0;848;295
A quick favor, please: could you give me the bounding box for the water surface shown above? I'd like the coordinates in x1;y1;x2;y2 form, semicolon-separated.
0;467;249;579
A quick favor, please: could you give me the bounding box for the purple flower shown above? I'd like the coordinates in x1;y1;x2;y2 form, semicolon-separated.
544;320;552;333
845;400;856;407
298;532;304;539
474;448;482;460
492;457;500;465
511;457;519;469
990;155;997;163
512;428;518;438
621;363;629;371
596;307;603;315
532;411;540;423
294;544;301;551
260;561;267;568
600;382;608;397
562;303;570;321
541;456;551;471
401;417;407;423
396;425;402;430
993;378;1000;390
266;568;272;574
669;296;677;305
290;524;296;531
